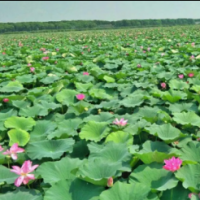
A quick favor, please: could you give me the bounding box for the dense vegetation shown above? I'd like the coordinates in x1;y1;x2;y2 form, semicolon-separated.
0;26;200;199
0;18;197;33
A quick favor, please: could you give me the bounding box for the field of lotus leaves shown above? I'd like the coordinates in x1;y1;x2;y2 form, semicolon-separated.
1;26;200;199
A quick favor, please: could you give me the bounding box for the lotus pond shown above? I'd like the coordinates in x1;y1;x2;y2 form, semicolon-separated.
1;26;200;199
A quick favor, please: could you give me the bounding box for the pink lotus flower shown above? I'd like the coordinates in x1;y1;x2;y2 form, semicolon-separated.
113;118;128;126
76;94;85;100
140;46;143;49
107;177;113;187
56;48;59;51
0;145;3;151
83;72;89;75
190;55;195;60
40;48;46;52
188;73;194;78
178;74;184;79
147;47;151;51
163;157;182;172
42;57;49;60
43;51;50;55
137;64;141;68
161;82;166;89
2;52;5;55
27;63;31;66
3;143;25;160
191;42;195;47
3;98;9;103
143;51;146;53
188;193;200;199
10;160;39;187
30;67;35;72
18;42;23;47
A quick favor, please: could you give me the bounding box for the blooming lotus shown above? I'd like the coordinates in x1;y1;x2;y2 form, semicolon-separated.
178;74;184;79
3;143;25;160
27;63;31;66
191;42;195;47
113;118;128;126
3;98;9;103
190;55;195;60
163;157;182;172
30;67;35;72
83;72;89;75
188;73;194;78
76;94;85;100
137;64;141;68
161;82;166;89
0;145;3;151
42;57;49;60
147;47;151;51
11;160;39;187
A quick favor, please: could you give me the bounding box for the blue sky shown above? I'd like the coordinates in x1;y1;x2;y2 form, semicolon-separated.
0;1;200;23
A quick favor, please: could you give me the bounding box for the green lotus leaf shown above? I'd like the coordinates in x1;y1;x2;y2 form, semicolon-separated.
75;82;93;92
0;81;24;93
88;142;132;171
4;116;36;131
168;103;198;113
40;76;60;84
16;74;36;84
162;90;187;103
191;85;200;93
79;121;110;142
175;163;200;192
129;163;179;191
173;112;200;127
160;183;191;200
19;105;43;117
77;159;121;186
48;118;82;139
120;95;144;108
0;109;18;131
56;89;77;105
169;79;189;90
89;88;113;100
105;131;133;146
0;189;43;200
146;123;183;142
26;138;75;160
103;75;115;83
67;101;92;115
0;165;18;184
84;112;115;123
30;120;57;142
135;141;179;164
99;181;150;200
70;140;89;159
124;119;151;135
44;179;104;200
8;129;30;146
179;142;200;164
37;157;83;185
97;100;119;110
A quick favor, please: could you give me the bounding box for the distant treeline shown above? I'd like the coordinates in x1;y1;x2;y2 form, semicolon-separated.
0;18;198;33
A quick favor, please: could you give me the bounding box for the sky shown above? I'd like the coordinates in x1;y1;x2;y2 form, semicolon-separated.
0;1;200;23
